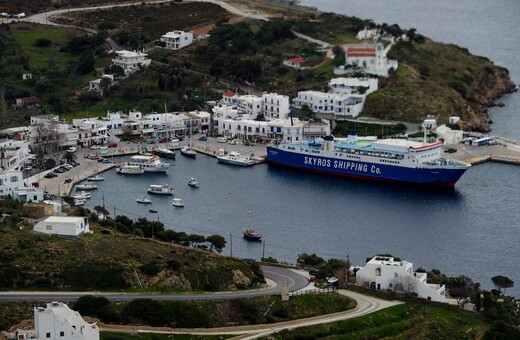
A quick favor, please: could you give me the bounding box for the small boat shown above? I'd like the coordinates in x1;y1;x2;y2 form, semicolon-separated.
71;191;91;200
147;184;174;195
149;209;158;213
187;177;199;188
243;228;262;241
217;150;254;167
74;199;85;206
172;198;184;207
180;145;196;158
87;175;104;181
154;148;176;159
136;197;152;204
76;184;98;190
127;155;169;172
116;164;144;175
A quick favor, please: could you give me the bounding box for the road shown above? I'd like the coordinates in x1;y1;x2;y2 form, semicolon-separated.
0;265;308;302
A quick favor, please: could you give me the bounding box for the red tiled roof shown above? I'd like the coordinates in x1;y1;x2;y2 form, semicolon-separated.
286;57;306;64
347;52;377;58
223;91;236;97
19;96;41;105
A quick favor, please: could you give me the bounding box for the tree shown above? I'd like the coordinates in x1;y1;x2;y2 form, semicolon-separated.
491;275;514;296
332;45;345;67
448;275;474;303
205;235;226;253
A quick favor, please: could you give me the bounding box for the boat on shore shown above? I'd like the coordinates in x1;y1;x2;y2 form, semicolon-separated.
127;155;169;172
243;228;262;241
266;135;471;187
172;198;184;207
87;175;104;181
116;164;144;175
217;149;254;166
136;197;152;204
188;177;199;188
147;184;174;195
76;184;98;190
154;148;176;159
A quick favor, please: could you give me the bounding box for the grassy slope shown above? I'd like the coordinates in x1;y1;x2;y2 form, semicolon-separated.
0;225;261;291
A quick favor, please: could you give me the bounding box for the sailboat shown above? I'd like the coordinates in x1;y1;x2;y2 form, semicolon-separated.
181;121;196;158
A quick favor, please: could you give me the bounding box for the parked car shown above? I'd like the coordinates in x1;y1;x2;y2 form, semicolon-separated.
198;135;208;141
228;139;237;145
158;137;168;143
444;147;457;153
64;179;72;184
244;141;256;147
91;145;100;150
217;137;227;143
108;143;118;148
44;172;57;178
67;146;77;153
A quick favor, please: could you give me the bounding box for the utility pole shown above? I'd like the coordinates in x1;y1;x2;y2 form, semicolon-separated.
262;240;265;260
230;232;233;258
113;206;116;231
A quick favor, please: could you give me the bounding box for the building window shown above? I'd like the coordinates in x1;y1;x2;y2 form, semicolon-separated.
60;331;65;337
394;272;398;277
46;333;51;338
10;176;18;183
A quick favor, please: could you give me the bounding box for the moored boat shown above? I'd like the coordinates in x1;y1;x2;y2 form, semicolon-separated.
147;184;174;195
136;197;152;204
87;175;104;181
74;199;85;206
149;209;158;213
172;198;184;207
243;228;262;241
266;135;470;187
116;164;144;175
127;155;169;172
76;184;98;190
180;145;196;158
217;149;254;166
153;148;176;159
187;177;199;188
71;191;91;200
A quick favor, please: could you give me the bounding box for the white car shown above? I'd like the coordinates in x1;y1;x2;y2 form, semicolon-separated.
67;146;78;153
228;139;237;145
91;145;100;150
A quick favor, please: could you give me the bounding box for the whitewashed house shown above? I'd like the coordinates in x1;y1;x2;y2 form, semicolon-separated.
72;119;109;147
13;188;45;203
88;74;114;94
328;77;379;96
356;255;447;303
112;50;151;76
0;170;24;196
29;115;79;152
293;90;365;118
0;139;31;171
33;216;90;238
336;43;398;77
283;57;306;69
15;301;99;340
220;92;290;121
261;93;290;121
435;125;464;144
160;30;193;50
423;116;437;130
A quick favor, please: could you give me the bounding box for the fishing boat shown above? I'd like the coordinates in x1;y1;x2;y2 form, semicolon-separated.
147;184;174;195
116;164;145;175
172;198;184;207
187;177;199;188
243;228;262;241
136;197;152;204
87;175;104;181
76;184;98;190
217;150;254;166
149;209;158;213
153;148;176;159
266;134;471;187
126;155;169;172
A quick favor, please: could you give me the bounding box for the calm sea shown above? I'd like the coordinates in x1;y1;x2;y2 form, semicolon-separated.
84;0;520;296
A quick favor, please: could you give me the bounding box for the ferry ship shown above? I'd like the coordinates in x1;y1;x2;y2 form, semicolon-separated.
266;135;470;187
126;155;169;173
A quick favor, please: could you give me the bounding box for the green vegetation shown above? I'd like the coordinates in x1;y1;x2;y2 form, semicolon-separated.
73;293;356;328
334;121;407;137
101;333;231;340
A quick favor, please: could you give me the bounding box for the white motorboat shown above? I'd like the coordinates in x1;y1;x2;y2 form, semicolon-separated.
147;184;174;195
116;164;144;175
217;150;254;167
71;191;91;200
187;177;199;188
127;155;169;172
87;175;104;181
172;198;184;207
136;197;152;204
74;199;85;206
76;184;98;190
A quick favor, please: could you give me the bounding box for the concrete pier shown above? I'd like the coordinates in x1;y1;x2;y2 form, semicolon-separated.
447;143;520;165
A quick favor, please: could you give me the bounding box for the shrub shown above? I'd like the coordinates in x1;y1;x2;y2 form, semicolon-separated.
34;38;52;47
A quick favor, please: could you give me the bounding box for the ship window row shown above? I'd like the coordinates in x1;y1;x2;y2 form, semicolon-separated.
380;159;400;164
337;148;404;160
336;153;361;160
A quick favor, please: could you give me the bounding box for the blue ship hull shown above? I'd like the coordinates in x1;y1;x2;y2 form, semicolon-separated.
266;146;468;187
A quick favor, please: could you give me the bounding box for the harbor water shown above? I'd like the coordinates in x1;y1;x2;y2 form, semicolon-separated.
85;0;520;296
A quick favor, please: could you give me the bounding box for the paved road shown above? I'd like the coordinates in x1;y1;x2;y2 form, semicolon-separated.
0;265;308;302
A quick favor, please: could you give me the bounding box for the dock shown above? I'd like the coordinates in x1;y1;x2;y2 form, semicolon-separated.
449;143;520;166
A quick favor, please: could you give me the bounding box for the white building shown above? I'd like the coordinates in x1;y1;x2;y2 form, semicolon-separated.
422;116;437;130
13;188;45;203
0;139;31;171
356;255;447;303
293;90;365;118
328;77;379;96
261;93;291;120
449;116;461;125
15;301;99;340
283;57;306;69
88;74;114;94
160;30;193;50
33;216;90;238
0;170;25;196
220;92;290;121
336;43;398;77
29;115;79;152
112;50;151;76
435;125;464;144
